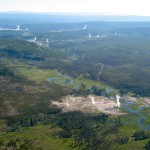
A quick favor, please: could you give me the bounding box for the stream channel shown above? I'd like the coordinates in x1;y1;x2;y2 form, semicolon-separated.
123;99;150;131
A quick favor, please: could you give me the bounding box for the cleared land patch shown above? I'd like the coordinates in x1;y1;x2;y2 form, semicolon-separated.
52;95;122;115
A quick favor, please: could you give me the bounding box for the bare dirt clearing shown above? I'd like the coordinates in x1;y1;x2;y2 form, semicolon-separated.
52;95;123;115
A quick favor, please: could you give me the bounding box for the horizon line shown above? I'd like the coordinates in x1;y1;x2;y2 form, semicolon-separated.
0;11;150;17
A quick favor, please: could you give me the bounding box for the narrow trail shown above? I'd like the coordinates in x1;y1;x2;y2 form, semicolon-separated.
97;63;104;81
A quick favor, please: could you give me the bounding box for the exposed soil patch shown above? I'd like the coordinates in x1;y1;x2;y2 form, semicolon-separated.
52;95;123;115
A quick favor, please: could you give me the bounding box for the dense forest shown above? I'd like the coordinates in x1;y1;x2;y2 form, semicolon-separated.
0;20;150;149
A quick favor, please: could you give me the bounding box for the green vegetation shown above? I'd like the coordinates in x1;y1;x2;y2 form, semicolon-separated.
144;140;150;150
0;21;150;149
0;125;74;150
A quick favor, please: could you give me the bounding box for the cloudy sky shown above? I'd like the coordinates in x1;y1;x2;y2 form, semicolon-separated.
0;0;149;16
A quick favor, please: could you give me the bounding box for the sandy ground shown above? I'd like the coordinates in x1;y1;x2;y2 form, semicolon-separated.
52;95;123;115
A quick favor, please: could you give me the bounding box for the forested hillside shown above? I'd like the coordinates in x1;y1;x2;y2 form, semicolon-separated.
0;21;150;149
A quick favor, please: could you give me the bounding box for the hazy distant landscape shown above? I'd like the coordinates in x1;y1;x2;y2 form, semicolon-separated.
0;13;150;149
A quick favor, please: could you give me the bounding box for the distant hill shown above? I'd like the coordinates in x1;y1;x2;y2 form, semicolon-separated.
1;12;150;24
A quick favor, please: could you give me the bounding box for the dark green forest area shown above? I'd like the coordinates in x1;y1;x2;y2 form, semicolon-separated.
0;21;150;149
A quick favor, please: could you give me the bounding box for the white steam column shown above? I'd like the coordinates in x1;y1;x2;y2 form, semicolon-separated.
88;33;92;38
66;100;69;107
16;25;20;30
116;95;121;107
96;32;100;38
89;95;95;104
83;24;87;30
33;37;37;42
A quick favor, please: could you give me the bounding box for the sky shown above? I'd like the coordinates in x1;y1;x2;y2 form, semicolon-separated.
0;0;150;16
